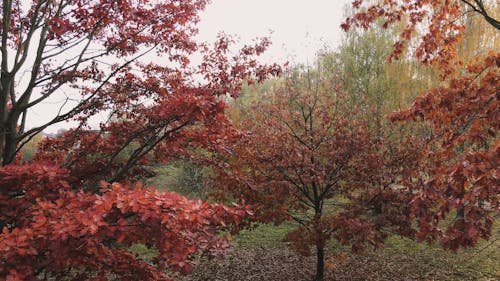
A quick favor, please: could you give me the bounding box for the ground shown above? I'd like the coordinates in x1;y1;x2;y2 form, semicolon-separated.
178;223;499;281
143;165;500;281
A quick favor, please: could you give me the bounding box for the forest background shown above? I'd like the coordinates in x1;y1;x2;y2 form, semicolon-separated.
0;0;498;280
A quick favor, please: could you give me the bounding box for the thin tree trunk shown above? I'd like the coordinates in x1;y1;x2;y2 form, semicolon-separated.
314;243;325;281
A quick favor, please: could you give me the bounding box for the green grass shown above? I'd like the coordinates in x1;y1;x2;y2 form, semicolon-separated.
127;205;498;280
377;231;500;279
145;164;179;191
145;163;210;199
128;243;158;263
234;222;295;247
144;165;499;279
232;221;500;280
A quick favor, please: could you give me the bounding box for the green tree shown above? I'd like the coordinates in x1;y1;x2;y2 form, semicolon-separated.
326;20;420;137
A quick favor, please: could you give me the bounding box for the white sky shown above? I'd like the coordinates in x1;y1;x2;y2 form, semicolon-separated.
35;0;352;133
197;0;350;65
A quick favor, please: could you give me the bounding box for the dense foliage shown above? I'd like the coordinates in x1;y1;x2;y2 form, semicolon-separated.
345;0;499;251
0;0;498;280
0;164;249;280
211;66;421;281
0;0;278;279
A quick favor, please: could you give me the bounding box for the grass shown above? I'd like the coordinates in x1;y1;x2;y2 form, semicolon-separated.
234;222;295;247
230;221;500;280
129;210;499;280
128;243;158;263
145;163;210;198
381;230;499;279
145;164;179;192
143;165;500;280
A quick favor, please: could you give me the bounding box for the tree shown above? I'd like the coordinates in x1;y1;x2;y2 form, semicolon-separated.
0;165;249;280
211;65;420;281
0;0;279;279
390;54;499;250
343;0;499;76
345;0;499;250
0;0;279;167
328;23;411;136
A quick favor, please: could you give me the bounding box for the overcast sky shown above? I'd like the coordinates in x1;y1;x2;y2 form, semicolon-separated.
197;0;351;65
36;0;352;133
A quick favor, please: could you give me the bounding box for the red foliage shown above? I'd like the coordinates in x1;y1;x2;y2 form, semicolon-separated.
1;1;281;280
210;77;420;280
0;0;281;165
347;0;499;250
29;34;281;186
0;164;250;280
344;0;498;78
391;53;499;250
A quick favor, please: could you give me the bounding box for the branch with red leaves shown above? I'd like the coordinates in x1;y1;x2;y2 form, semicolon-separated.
0;164;250;280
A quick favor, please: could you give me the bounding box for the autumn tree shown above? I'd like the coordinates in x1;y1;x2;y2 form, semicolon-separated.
0;0;279;279
343;0;499;73
345;0;499;249
327;24;407;136
0;169;251;280
331;13;440;110
212;64;420;281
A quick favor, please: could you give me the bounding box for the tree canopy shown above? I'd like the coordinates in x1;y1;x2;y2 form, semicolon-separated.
346;0;499;250
0;0;279;279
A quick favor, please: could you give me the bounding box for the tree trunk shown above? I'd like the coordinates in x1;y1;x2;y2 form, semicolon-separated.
2;120;18;165
314;243;325;281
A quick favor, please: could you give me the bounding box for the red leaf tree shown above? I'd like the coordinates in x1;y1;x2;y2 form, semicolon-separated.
343;0;499;76
211;68;420;281
345;0;499;250
390;54;499;250
0;164;249;280
0;0;279;279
